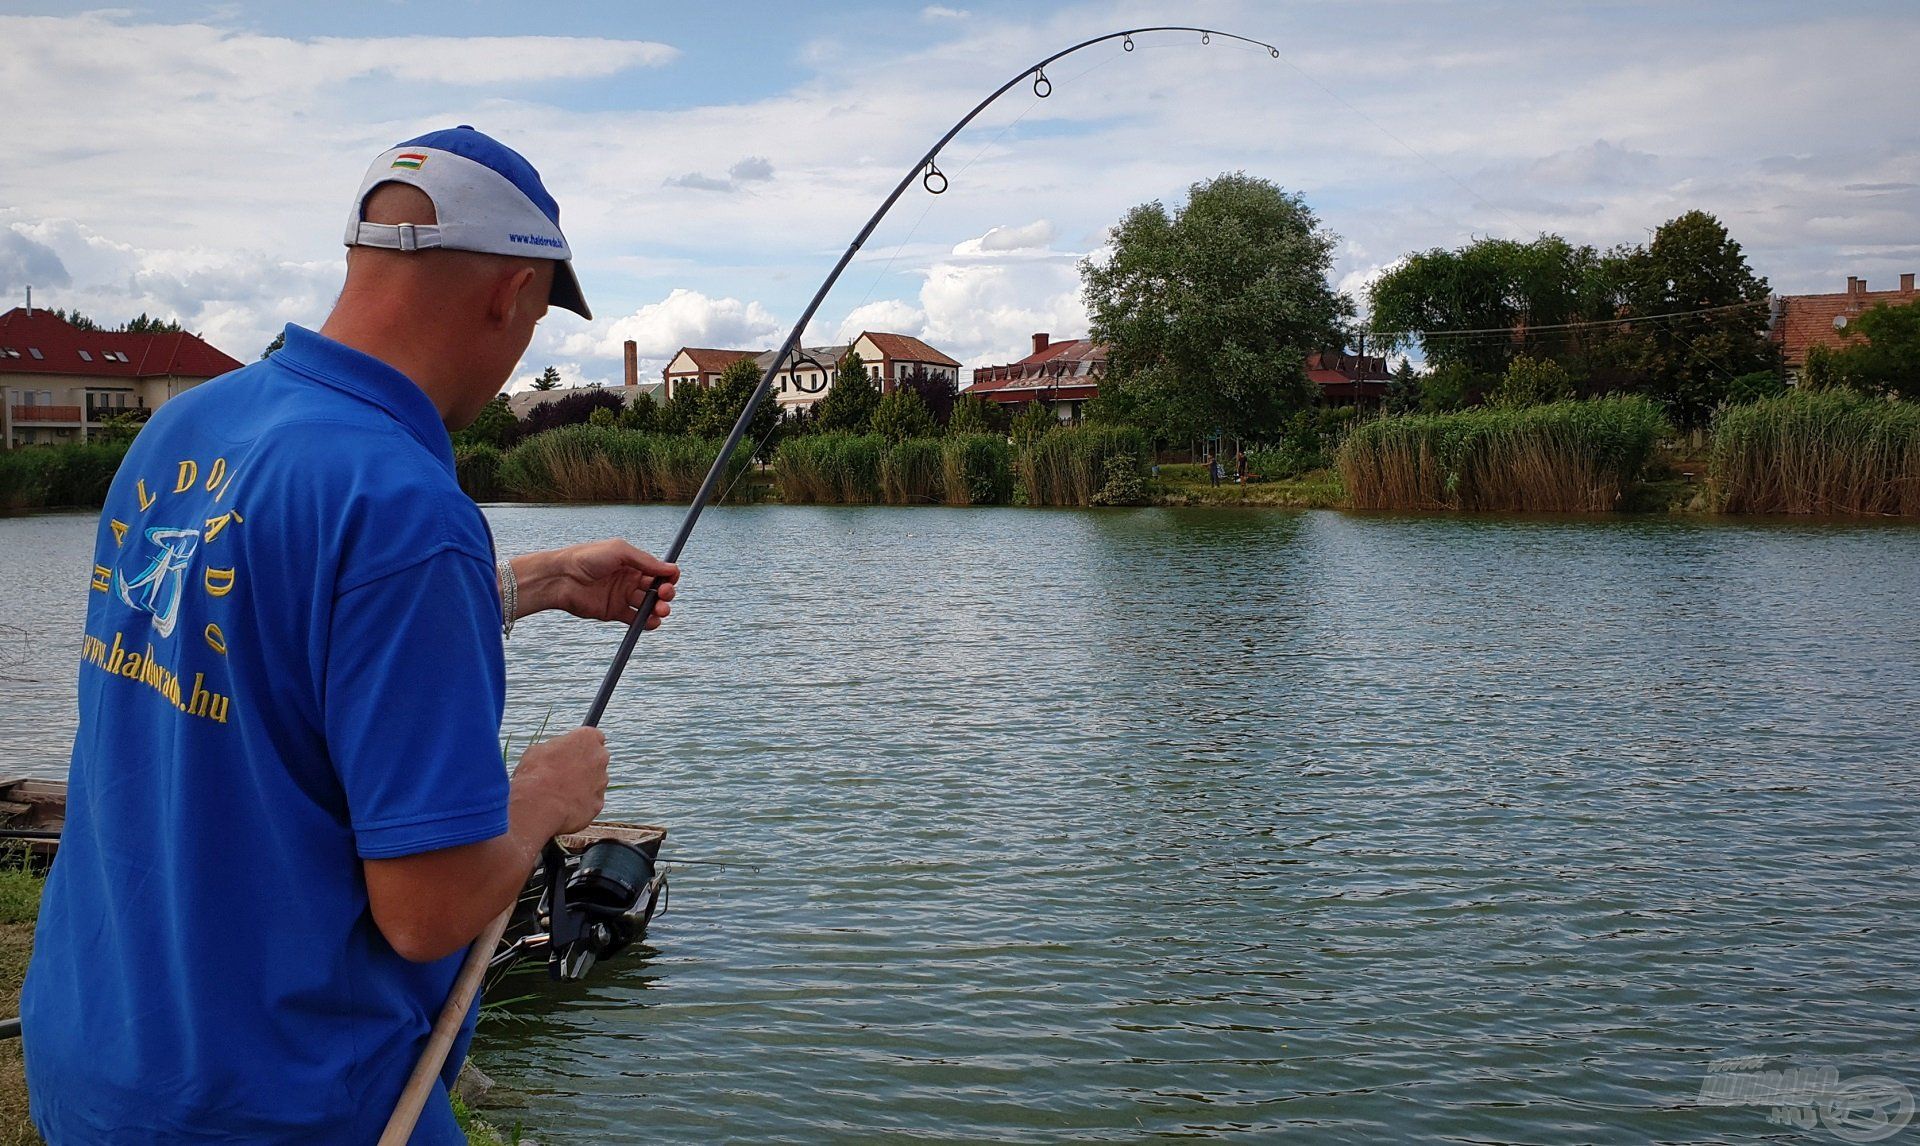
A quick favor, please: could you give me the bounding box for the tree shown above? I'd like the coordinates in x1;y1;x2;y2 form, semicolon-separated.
1421;361;1485;412
1384;359;1422;415
1606;210;1777;427
53;308;101;331
1830;301;1920;399
619;392;659;432
696;358;777;446
521;389;625;437
530;366;563;391
1369;235;1616;379
659;381;707;436
872;387;935;442
122;313;184;334
453;394;518;449
899;365;957;427
260;331;285;360
1487;355;1573;408
814;351;879;433
947;392;1001;435
1010;399;1057;445
1082;172;1353;441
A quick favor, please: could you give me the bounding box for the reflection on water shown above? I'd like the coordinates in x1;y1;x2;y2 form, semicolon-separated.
4;505;1918;1142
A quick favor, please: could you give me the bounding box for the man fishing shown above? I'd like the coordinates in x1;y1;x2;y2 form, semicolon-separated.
21;126;675;1143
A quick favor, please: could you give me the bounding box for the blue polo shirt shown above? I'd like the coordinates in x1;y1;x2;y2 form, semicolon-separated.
23;324;511;1144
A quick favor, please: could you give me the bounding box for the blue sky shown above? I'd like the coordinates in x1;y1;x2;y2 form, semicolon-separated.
2;1;1917;389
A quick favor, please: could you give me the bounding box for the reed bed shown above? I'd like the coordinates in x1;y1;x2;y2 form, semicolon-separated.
774;433;1018;505
498;426;746;503
1338;397;1668;513
1710;390;1920;516
453;444;505;502
773;433;885;503
880;438;944;504
1018;425;1150;506
940;434;1015;506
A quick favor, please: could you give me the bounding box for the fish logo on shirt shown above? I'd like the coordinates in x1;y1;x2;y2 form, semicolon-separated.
113;526;202;639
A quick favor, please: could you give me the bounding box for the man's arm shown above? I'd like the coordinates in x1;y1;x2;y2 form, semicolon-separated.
507;540;678;626
363;727;608;963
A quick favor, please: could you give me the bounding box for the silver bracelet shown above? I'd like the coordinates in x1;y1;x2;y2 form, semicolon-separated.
498;559;518;639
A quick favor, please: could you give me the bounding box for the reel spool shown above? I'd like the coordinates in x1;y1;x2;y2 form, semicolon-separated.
543;838;660;980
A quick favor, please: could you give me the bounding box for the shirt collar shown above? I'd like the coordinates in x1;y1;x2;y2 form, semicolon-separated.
269;324;455;471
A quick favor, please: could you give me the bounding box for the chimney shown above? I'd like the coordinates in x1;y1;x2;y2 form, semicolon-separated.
1031;332;1049;357
1902;273;1915;294
623;340;638;387
1847;276;1865;295
23;286;31;316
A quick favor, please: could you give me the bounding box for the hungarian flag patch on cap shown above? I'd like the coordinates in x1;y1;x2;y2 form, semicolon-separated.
389;152;428;170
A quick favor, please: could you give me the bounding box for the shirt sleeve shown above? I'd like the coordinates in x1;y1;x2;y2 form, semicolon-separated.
325;546;509;859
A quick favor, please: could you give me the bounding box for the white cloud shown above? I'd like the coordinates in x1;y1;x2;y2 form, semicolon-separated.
554;288;785;383
955;220;1056;255
921;6;969;21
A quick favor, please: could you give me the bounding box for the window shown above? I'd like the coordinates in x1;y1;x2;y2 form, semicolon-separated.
28;348;42;360
78;350;92;362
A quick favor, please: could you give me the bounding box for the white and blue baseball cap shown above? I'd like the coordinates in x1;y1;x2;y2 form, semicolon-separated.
344;125;591;319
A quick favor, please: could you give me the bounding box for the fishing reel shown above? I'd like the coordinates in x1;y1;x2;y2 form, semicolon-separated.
540;838;659;981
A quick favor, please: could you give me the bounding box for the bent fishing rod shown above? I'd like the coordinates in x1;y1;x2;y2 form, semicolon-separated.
383;26;1281;1143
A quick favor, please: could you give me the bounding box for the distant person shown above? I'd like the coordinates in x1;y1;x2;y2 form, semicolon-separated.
23;126;679;1143
1208;453;1221;486
1236;449;1248;485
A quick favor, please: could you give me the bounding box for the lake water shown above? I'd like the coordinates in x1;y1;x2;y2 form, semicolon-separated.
4;505;1918;1143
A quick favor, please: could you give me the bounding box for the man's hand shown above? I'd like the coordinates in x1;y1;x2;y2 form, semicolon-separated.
511;726;609;837
509;540;678;626
364;727;610;962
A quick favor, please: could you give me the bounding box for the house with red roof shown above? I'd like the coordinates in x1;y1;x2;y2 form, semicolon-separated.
0;306;244;448
1771;274;1917;375
848;332;962;395
968;333;1107;423
661;347;761;400
1305;351;1390;407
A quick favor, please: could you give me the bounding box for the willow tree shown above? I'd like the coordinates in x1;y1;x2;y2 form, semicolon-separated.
1082;173;1352;442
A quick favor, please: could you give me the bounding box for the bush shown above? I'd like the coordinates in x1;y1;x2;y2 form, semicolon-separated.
1709;389;1920;516
499;426;747;503
454;444;505;502
940;434;1014;506
0;442;132;512
772;432;884;503
1019;424;1150;506
1248;407;1356;480
1336;397;1669;512
872;388;935;443
521;390;626;438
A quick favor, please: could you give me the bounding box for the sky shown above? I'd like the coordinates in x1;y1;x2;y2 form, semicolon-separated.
2;1;1917;391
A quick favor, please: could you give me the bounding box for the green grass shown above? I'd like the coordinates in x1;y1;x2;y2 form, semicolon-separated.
1709;389;1920;516
1337;397;1670;513
1151;469;1346;508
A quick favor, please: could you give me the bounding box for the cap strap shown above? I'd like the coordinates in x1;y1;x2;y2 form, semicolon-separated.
346;221;445;252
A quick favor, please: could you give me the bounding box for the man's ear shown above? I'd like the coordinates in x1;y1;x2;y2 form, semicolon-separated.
488;266;539;328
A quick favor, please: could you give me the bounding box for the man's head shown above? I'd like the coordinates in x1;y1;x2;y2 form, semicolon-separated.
328;127;586;428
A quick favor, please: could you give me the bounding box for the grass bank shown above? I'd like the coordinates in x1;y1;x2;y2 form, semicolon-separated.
1337;397;1669;513
772;433;1015;506
1709;389;1920;516
1150;468;1345;508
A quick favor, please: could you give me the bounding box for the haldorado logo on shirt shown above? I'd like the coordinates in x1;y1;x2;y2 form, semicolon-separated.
82;457;245;725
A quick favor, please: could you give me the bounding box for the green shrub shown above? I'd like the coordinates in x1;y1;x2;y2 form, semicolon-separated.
772;432;884;503
1337;397;1669;512
1709;389;1920;516
1019;424;1150;506
939;434;1014;505
880;438;943;504
0;442;131;511
454;444;505;502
